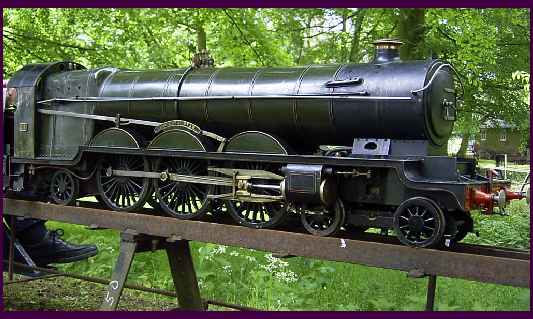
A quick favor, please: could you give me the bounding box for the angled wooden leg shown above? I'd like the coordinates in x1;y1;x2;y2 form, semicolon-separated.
100;230;138;311
425;275;437;311
8;216;16;280
166;240;205;310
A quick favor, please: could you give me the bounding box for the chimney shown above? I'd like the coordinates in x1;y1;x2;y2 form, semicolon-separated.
192;49;214;69
372;39;403;64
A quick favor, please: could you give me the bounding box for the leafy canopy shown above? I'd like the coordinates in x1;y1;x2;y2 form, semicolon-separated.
3;8;530;135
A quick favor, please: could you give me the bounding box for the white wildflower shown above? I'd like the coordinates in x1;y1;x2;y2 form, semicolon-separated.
259;254;298;283
222;265;232;274
213;245;227;254
274;270;298;283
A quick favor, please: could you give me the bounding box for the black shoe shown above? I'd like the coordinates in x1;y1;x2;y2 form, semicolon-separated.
23;229;98;266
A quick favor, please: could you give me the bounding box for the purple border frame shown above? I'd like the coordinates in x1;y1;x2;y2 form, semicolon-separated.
0;2;531;317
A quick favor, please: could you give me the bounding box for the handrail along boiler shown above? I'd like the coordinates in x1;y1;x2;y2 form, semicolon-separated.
3;41;527;248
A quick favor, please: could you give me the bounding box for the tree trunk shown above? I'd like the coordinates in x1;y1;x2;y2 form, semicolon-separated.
397;9;426;60
342;13;347;33
456;134;470;157
196;23;206;52
348;10;366;62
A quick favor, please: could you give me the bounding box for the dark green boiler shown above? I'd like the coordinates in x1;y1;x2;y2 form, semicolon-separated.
39;59;455;155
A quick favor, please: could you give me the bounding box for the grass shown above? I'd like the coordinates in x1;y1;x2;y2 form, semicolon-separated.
4;199;529;311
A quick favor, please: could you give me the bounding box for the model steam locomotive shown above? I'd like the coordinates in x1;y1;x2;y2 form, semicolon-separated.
3;40;527;248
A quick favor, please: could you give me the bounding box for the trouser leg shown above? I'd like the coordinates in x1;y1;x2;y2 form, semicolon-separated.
12;218;48;245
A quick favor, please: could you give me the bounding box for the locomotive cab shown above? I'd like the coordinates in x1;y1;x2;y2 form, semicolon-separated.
7;61;88;161
3;81;16;191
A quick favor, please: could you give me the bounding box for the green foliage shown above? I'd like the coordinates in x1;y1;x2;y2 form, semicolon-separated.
424;9;530;135
4;8;529;136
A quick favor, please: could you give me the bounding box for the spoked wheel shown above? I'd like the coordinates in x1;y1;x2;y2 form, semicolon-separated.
153;158;211;219
207;170;230;220
50;169;79;206
301;199;346;237
226;162;287;229
393;197;446;248
96;155;151;211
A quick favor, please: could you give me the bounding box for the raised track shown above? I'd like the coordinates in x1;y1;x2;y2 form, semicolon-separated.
3;197;529;288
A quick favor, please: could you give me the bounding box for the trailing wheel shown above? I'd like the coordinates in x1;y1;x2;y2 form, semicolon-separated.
393;197;446;248
50;169;79;206
96;155;151;211
301;199;346;237
153;158;211;219
226;162;287;229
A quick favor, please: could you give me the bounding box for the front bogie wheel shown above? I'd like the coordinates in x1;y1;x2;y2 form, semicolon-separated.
393;197;446;248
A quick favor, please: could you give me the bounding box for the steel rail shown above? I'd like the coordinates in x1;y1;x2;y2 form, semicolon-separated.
3;261;258;311
3;198;530;288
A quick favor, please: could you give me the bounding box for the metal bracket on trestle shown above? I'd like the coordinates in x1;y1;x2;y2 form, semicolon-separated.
405;269;437;311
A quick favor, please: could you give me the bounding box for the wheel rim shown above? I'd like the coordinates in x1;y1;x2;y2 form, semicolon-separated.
229;201;284;227
393;197;445;247
450;213;472;243
301;199;345;237
50;170;77;205
154;158;210;219
97;155;150;211
226;162;286;228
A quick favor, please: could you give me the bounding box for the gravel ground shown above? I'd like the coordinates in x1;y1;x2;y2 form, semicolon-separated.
2;273;217;311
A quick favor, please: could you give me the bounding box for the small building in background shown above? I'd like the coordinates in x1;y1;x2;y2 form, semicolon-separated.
476;119;529;163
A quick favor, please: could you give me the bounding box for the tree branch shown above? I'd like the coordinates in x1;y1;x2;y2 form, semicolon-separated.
435;26;457;44
291;12;359;32
3;36;47;61
222;9;265;66
302;13;360;39
4;28;98;51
